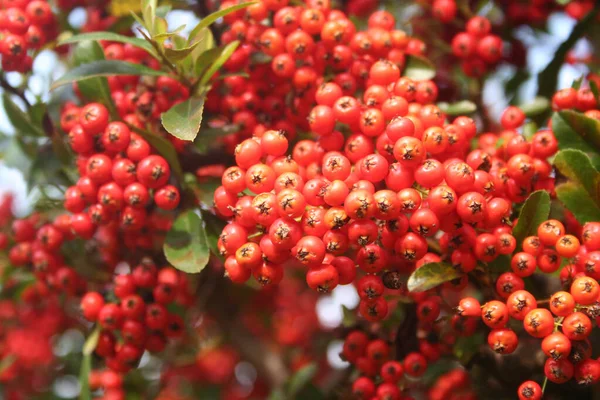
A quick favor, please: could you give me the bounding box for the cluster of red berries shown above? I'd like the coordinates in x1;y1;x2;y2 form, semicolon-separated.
552;86;599;112
450;16;503;78
205;5;427;151
0;0;57;72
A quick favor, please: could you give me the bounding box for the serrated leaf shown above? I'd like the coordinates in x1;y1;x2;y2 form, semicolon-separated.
552;111;600;168
288;363;317;397
407;262;461;292
512;190;551;250
161;96;205;141
58;32;156;57
437;100;476;115
556;182;600;224
537;7;599;98
554;149;600;204
519;96;550;117
199;41;240;87
1;93;44;136
188;2;256;43
402;54;436;81
164;210;210;273
51;60;167;91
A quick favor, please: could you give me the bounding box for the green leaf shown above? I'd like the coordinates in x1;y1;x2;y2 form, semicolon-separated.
554;149;600;204
523;121;538;140
153;24;186;41
437;100;476;115
341;304;356;327
512;190;551;250
79;352;92;400
1;93;44;136
188;2;256;43
199;41;240;88
156;4;172;18
129;125;183;182
58;32;156;57
572;74;584;89
142;0;157;34
407;262;461;292
556;182;600;224
552;110;600;167
402;54;436;81
71;41;117;117
537;7;599;98
519;96;550;117
51;60;167;91
164;41;200;62
288;363;317;397
590;81;600;104
83;326;101;355
161;96;205;141
0;355;16;375
164;210;211;273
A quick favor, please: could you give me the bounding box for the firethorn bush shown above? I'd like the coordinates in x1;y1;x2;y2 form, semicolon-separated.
1;0;600;399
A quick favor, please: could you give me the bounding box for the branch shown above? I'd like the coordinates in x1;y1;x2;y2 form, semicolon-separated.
0;74;30;110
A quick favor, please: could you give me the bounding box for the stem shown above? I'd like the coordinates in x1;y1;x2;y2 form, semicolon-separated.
137;29;193;87
542;377;548;393
0;73;30;110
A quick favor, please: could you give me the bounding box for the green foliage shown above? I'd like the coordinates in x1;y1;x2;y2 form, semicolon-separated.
198;41;240;89
58;32;156;57
551;110;600;168
437;100;476;115
512;191;551;251
188;2;256;41
407;262;461;292
164;210;211;273
2;94;44;136
402;54;436;81
554;149;600;204
519;96;550;117
79;326;101;400
161;96;206;141
556;182;600;223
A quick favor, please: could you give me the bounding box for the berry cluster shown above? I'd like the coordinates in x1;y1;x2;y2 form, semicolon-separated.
0;0;57;72
450;16;503;78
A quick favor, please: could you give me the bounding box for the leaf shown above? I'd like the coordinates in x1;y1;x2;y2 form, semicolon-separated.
58;32;156;57
79;351;92;400
287;363;318;397
554;149;600;204
437;100;476;115
537;7;599;98
161;96;205;141
142;0;157;34
164;41;200;62
523;121;538;140
519;96;550;117
407;262;461;292
1;93;44;136
590;81;600;104
188;2;256;43
156;4;172;18
402;54;436;81
572;74;584;89
199;41;240;87
128;125;183;182
153;24;186;41
51;60;167;91
341;304;356;328
0;355;16;375
552;110;600;168
164;210;210;273
512;190;551;250
556;182;600;224
83;325;101;355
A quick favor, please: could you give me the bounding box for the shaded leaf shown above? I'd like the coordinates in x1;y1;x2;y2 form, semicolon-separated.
556;182;600;224
199;41;240;88
288;363;317;397
537;7;599;98
188;2;256;43
512;190;551;250
519;96;550;117
407;262;461;292
58;32;156;56
402;54;436;81
342;305;356;328
161;96;205;141
552;110;600;168
572;74;584;89
554;149;600;204
437;100;476;115
590;81;600;104
2;93;44;136
51;60;167;91
164;210;210;273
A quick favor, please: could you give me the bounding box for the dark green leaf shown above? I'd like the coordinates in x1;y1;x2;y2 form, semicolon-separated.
188;2;256;43
51;60;167;91
79;352;92;400
537;7;599;98
1;93;44;136
554;149;600;204
402;54;436;81
407;262;461;292
164;210;210;273
288;363;317;397
519;96;550;117
556;182;600;223
296;384;326;400
454;332;484;364
128;125;183;182
512;190;551;250
161;96;205;141
486;254;511;273
342;305;356;328
552;111;600;168
199;41;240;87
437;100;476;115
572;75;584;89
590;81;600;104
58;32;156;56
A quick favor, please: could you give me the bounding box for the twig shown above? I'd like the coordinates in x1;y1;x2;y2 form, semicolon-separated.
0;73;30;110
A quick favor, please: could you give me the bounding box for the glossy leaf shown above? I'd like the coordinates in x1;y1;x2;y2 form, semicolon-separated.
437;100;476;115
554;149;600;204
199;41;240;87
402;54;436;81
188;2;256;43
164;210;210;273
51;60;167;91
58;31;156;56
2;93;44;136
519;96;550;117
161;96;205;141
556;182;600;224
512;190;551;250
407;262;461;292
